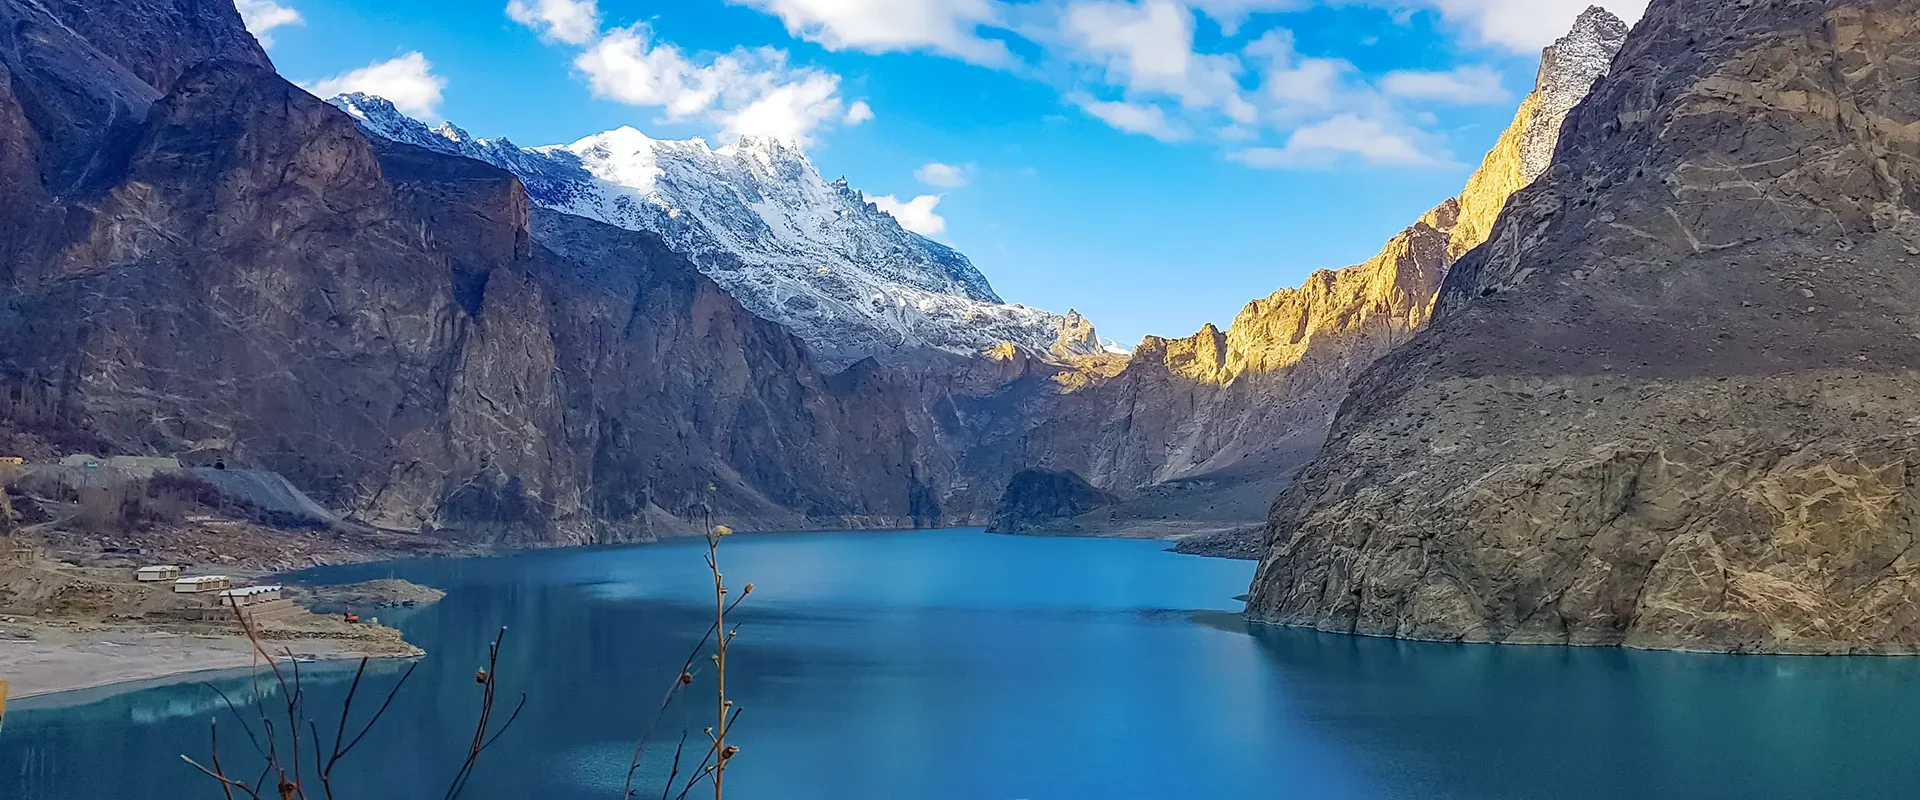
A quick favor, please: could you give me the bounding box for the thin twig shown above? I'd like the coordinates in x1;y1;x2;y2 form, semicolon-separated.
620;588;751;799
181;719;253;800
658;730;691;800
669;707;742;800
230;596;304;799
442;627;524;800
318;658;420;800
205;681;272;763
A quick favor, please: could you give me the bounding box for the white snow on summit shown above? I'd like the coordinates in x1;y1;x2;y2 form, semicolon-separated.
330;93;1102;367
1522;7;1630;179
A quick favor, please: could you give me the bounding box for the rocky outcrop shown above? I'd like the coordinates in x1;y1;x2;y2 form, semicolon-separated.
987;469;1116;534
963;10;1626;537
0;0;940;542
294;579;445;612
1248;0;1920;653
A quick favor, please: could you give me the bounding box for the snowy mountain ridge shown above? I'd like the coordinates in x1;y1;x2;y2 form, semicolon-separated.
330;93;1107;366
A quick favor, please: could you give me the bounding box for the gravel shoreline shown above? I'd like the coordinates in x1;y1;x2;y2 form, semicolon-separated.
1;621;420;701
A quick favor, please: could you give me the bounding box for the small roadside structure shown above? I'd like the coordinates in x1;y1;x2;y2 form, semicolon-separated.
105;456;181;472
135;565;183;582
59;454;102;468
173;575;233;594
216;585;284;607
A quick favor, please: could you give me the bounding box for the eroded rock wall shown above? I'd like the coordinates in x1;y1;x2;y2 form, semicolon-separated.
1249;0;1920;653
0;0;940;542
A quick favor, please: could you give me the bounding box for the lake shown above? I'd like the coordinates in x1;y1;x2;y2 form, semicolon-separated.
5;528;1920;799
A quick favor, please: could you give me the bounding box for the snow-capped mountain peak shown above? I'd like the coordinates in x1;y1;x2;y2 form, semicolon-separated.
720;134;802;169
329;91;1094;366
1525;6;1629;178
557;127;669;196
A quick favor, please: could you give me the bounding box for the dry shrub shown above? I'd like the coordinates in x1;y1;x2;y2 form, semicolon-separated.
191;511;752;800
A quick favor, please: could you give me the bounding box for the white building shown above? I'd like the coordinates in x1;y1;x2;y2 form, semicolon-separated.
173;575;232;593
136;565;183;582
216;585;284;607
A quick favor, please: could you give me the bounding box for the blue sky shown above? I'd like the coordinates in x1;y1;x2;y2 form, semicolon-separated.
242;0;1646;346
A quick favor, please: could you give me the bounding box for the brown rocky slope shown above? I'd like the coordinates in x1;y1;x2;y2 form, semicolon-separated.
980;10;1627;540
1248;0;1920;653
0;0;938;542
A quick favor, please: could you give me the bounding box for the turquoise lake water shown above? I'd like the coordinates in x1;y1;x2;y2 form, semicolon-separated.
5;528;1920;798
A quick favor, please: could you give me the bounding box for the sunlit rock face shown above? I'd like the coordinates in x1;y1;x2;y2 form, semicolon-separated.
0;0;947;541
1451;6;1630;259
1249;0;1920;653
976;10;1627;540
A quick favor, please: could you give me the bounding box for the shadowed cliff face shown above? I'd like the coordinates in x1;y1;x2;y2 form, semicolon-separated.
968;10;1626;537
0;0;271;283
1249;0;1920;653
0;0;937;541
987;470;1117;535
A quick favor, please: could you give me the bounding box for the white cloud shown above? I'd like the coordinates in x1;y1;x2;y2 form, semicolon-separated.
1231;114;1440;168
575;25;858;147
506;0;601;46
871;193;947;236
1415;0;1648;51
1186;0;1308;36
574;27;720;116
495;0;1633;173
694;0;1605;170
1244;29;1355;114
236;0;303;48
1042;9;1508;171
726;0;1011;65
1218;123;1256;141
305;53;447;119
1381;65;1507;104
915;162;968;187
1061;0;1246;114
723;73;848;144
1070;95;1188;141
1263;57;1347;108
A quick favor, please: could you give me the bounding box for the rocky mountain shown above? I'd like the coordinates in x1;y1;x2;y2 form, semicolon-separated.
1247;0;1920;654
0;0;945;542
328;94;1107;367
987;469;1117;535
977;9;1627;542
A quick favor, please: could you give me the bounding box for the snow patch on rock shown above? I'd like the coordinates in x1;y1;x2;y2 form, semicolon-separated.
331;93;1103;366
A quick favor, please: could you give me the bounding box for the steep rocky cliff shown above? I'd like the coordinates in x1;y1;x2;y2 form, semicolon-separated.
1249;0;1920;653
0;0;938;542
976;10;1626;541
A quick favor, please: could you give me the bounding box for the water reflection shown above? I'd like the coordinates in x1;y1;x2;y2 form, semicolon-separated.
1241;624;1920;799
5;530;1920;799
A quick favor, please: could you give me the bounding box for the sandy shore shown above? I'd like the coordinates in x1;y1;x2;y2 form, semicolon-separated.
1;623;416;700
